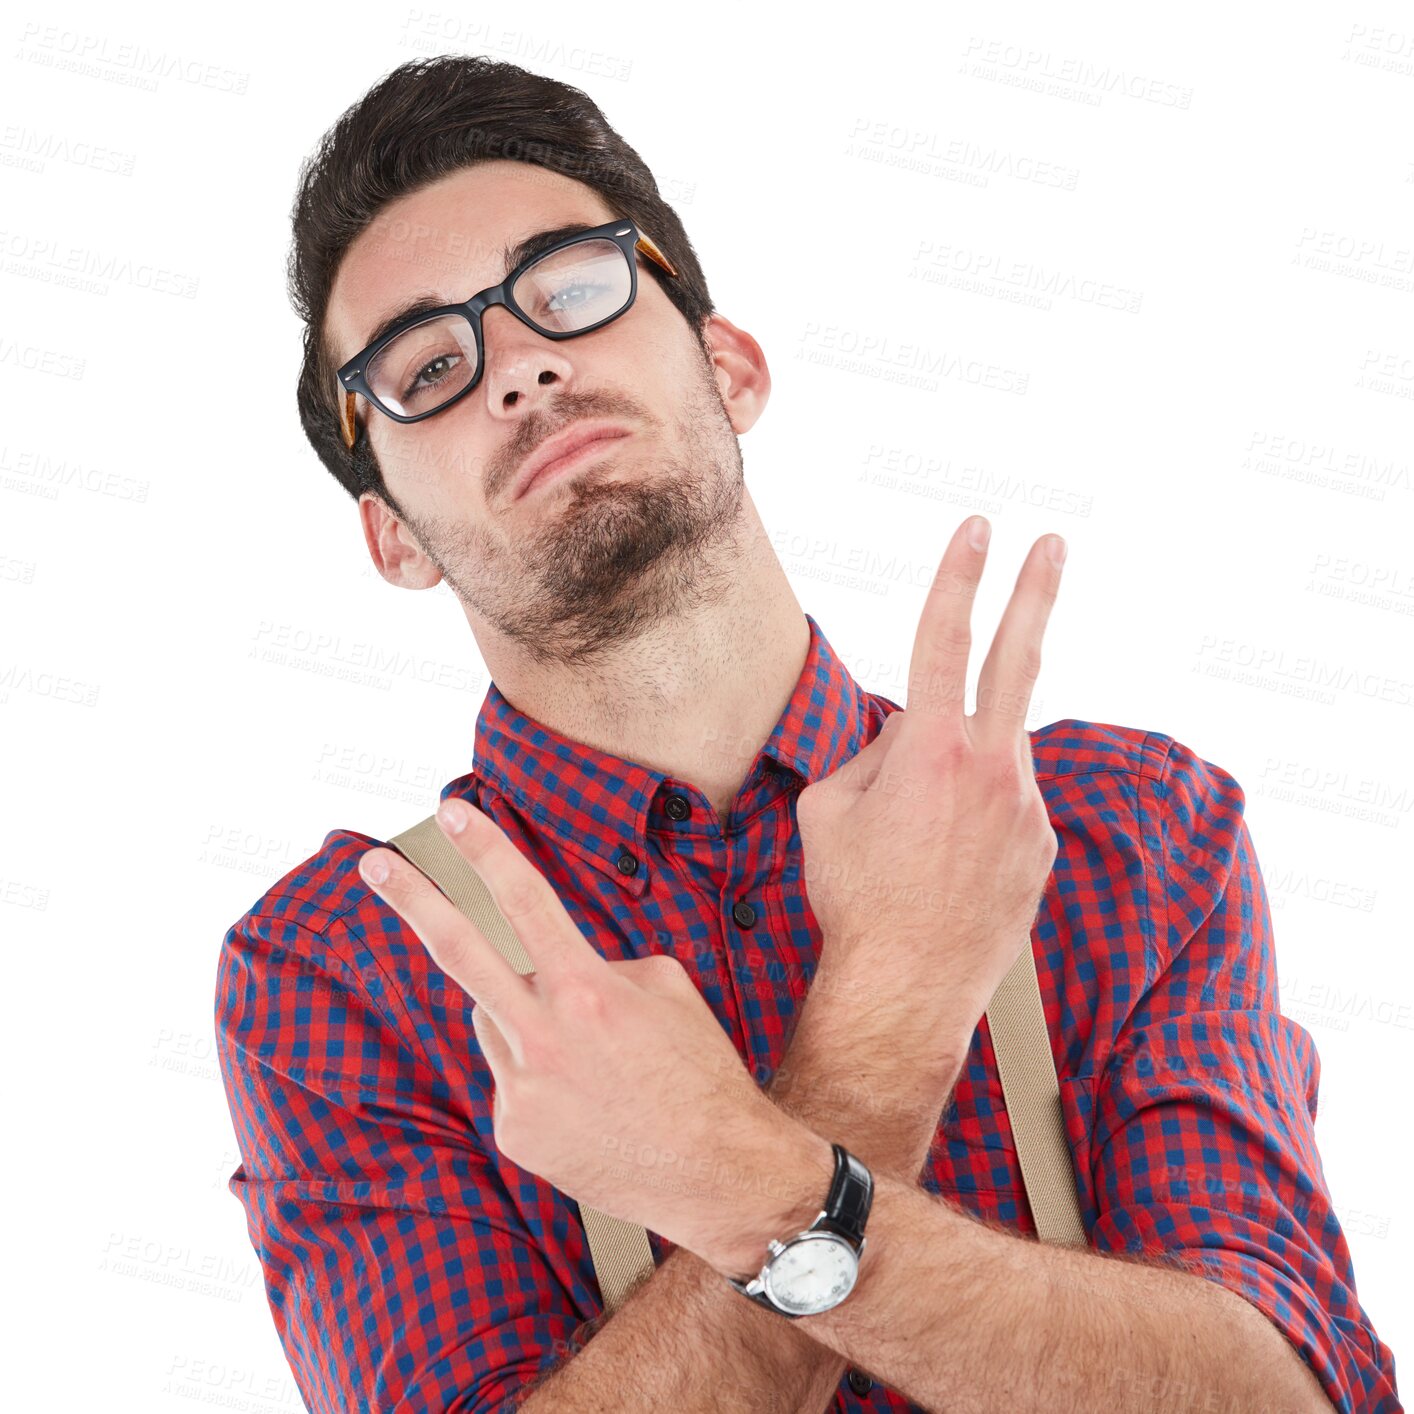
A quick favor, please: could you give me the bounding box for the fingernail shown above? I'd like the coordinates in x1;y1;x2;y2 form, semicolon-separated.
1048;535;1067;567
438;799;468;834
967;516;991;551
360;851;389;885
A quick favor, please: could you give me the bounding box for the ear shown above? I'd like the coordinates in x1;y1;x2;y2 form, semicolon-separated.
358;491;443;590
699;313;771;435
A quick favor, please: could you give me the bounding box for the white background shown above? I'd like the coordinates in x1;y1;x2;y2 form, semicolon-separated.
4;1;1410;1408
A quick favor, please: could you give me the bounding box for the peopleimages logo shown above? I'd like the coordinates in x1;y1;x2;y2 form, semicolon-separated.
845;118;1081;191
15;22;250;94
960;36;1194;108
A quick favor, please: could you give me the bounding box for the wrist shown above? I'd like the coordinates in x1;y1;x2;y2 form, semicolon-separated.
701;1117;837;1282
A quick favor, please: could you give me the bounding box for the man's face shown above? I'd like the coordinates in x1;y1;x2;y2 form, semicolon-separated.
325;160;764;666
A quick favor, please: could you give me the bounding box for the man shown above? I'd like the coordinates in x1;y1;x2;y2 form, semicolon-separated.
214;54;1401;1413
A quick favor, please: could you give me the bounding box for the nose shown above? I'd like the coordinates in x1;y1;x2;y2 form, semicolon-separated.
478;304;577;419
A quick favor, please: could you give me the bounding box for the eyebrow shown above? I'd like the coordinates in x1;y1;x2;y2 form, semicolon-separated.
348;221;612;362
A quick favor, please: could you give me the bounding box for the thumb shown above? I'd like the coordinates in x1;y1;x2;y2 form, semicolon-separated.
471;1001;515;1074
605;954;686;994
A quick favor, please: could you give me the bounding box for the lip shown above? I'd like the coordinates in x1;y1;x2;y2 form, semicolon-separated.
512;420;632;501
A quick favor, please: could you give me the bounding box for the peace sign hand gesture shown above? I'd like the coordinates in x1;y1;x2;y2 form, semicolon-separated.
795;515;1066;1077
356;801;826;1274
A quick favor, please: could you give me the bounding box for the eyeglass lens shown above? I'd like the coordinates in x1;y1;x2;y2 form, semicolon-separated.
363;237;634;418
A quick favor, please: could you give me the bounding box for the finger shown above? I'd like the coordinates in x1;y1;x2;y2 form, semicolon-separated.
837;710;905;794
971;532;1065;749
906;515;990;728
432;798;606;977
606;953;692;996
357;841;530;1035
471;1003;515;1074
605;955;672;986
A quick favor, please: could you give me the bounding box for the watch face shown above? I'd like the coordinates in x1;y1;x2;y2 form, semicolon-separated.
763;1231;859;1316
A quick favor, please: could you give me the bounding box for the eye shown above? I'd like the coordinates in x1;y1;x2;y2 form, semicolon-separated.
402;352;464;403
542;280;613;316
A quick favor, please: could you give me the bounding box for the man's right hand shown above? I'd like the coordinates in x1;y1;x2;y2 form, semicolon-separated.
794;514;1066;1082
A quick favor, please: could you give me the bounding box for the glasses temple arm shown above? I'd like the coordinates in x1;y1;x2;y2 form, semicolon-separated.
340;388;358;451
635;233;679;279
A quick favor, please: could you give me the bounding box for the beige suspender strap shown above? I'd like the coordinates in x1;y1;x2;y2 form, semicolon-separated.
388;815;657;1314
984;943;1088;1247
390;815;535;972
389;811;1087;1312
573;1207;657;1314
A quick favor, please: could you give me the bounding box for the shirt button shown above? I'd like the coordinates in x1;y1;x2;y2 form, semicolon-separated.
615;848;639;876
664;794;691;821
732;900;757;928
847;1368;872;1396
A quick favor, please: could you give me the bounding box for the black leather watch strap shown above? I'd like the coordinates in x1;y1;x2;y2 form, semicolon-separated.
818;1142;874;1244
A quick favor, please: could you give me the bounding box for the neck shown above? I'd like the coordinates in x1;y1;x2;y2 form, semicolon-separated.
476;497;809;826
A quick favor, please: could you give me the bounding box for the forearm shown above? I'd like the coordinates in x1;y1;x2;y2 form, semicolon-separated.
519;1239;841;1414
520;970;966;1413
767;960;965;1182
771;1166;1335;1413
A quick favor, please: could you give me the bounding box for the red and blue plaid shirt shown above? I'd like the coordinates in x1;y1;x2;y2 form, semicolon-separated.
214;611;1401;1413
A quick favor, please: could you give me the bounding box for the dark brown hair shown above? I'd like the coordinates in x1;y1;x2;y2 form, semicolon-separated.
287;54;716;512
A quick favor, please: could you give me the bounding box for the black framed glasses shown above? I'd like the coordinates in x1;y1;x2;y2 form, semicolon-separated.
336;217;679;450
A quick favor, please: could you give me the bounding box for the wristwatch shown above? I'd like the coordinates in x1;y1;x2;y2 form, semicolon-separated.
725;1142;874;1318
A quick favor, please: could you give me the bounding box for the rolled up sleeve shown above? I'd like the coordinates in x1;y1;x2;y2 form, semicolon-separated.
214;911;585;1413
1085;738;1402;1414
